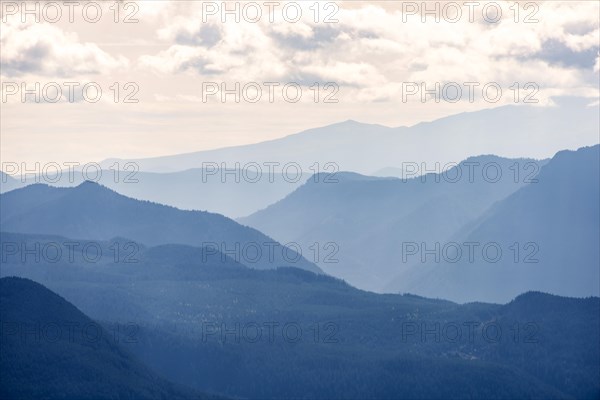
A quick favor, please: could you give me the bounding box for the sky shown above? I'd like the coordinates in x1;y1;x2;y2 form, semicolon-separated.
1;0;599;165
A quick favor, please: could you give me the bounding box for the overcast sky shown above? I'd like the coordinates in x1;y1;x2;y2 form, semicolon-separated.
1;0;599;165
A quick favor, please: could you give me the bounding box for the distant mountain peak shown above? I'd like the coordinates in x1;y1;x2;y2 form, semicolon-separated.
551;144;599;161
74;180;118;195
77;180;102;187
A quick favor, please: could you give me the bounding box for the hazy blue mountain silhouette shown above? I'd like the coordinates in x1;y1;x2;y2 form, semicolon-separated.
240;155;546;291
0;182;322;273
4;99;596;219
0;168;309;219
0;171;18;192
0;232;256;296
1;242;597;399
392;145;600;303
100;97;598;175
0;277;213;399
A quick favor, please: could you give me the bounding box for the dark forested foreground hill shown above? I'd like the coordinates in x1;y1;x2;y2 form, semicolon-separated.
1;240;598;399
0;277;217;400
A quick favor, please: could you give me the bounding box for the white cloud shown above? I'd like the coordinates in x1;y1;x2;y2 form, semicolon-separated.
134;1;599;105
0;18;129;77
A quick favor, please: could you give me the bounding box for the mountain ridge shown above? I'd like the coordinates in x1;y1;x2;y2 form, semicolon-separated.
0;182;323;273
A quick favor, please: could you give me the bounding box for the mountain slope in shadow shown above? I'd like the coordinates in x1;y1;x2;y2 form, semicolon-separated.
240;155;546;291
392;145;600;302
0;277;215;399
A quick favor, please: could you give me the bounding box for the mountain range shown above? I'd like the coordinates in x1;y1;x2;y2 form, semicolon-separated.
1;236;598;399
100;97;598;175
1;99;599;398
0;182;321;273
241;145;599;302
0;168;308;219
2;98;597;220
240;154;548;293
